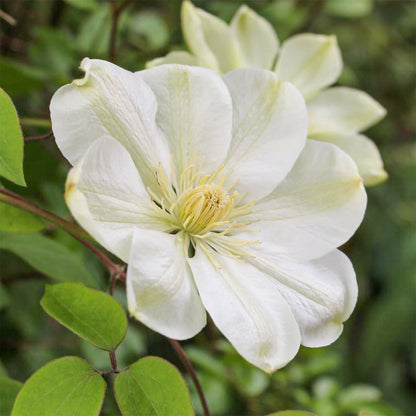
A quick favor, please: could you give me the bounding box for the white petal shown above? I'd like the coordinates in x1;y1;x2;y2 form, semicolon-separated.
181;1;242;73
230;5;279;69
146;51;198;69
127;230;206;340
224;68;307;200
317;133;388;186
138;64;233;177
65;137;162;262
239;140;366;260
307;87;387;136
188;245;301;372
246;249;358;347
275;34;342;100
50;58;171;190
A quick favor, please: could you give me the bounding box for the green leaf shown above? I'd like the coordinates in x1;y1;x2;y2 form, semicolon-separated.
11;357;105;416
41;283;127;351
63;0;99;10
114;356;194;416
0;376;23;416
325;0;373;18
0;202;45;233
0;60;45;96
0;88;25;186
0;232;97;286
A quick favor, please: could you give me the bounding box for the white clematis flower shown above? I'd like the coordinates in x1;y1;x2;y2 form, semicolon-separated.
148;1;387;186
50;58;367;372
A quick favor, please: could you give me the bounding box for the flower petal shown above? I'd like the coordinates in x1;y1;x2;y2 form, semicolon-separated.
230;5;279;69
65;137;162;262
246;249;357;347
307;87;387;136
146;51;198;69
275;33;342;100
239;140;366;260
50;58;171;190
181;0;242;73
138;64;233;177
127;230;206;340
224;68;307;200
317;133;388;186
188;245;301;372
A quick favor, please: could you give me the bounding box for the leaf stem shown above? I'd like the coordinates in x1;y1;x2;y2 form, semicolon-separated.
168;338;211;416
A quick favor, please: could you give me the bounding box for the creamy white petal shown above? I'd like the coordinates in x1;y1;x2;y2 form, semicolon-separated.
181;0;242;73
275;34;342;100
50;58;170;190
317;133;388;186
146;51;198;69
65;138;163;262
127;230;206;340
224;68;307;200
188;245;301;372
138;64;233;177
246;249;357;347
230;5;279;69
307;87;387;136
238;140;366;260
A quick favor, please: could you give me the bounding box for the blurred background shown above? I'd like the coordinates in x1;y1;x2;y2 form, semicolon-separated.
0;0;415;415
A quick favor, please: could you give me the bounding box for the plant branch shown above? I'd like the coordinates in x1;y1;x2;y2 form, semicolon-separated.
0;188;126;280
168;338;211;416
109;0;134;63
291;0;325;34
24;131;54;142
0;188;90;240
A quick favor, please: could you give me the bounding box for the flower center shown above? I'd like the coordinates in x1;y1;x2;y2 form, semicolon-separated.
180;184;232;234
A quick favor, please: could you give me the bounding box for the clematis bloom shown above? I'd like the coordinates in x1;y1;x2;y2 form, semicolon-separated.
148;1;387;186
50;59;366;372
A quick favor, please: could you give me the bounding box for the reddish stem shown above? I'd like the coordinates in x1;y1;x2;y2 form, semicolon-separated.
168;338;211;416
24;131;54;142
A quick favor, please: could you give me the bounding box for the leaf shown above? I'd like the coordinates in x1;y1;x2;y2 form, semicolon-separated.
0;88;25;186
63;0;99;10
0;202;45;233
114;356;194;416
41;282;127;351
325;0;373;18
0;59;45;96
0;376;23;416
0;232;97;286
11;357;105;416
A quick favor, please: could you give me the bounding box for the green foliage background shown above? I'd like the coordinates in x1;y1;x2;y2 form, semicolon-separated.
0;0;414;415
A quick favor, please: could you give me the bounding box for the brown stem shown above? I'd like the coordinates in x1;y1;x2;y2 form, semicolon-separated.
0;188;126;280
0;188;90;240
291;0;325;35
168;338;211;416
109;0;134;63
109;349;118;371
25;131;54;142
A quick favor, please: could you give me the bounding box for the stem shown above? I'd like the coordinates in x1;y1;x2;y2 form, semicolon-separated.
109;0;134;63
25;131;54;142
291;0;324;34
109;350;118;371
19;117;51;128
0;188;90;240
0;188;126;279
168;338;211;416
